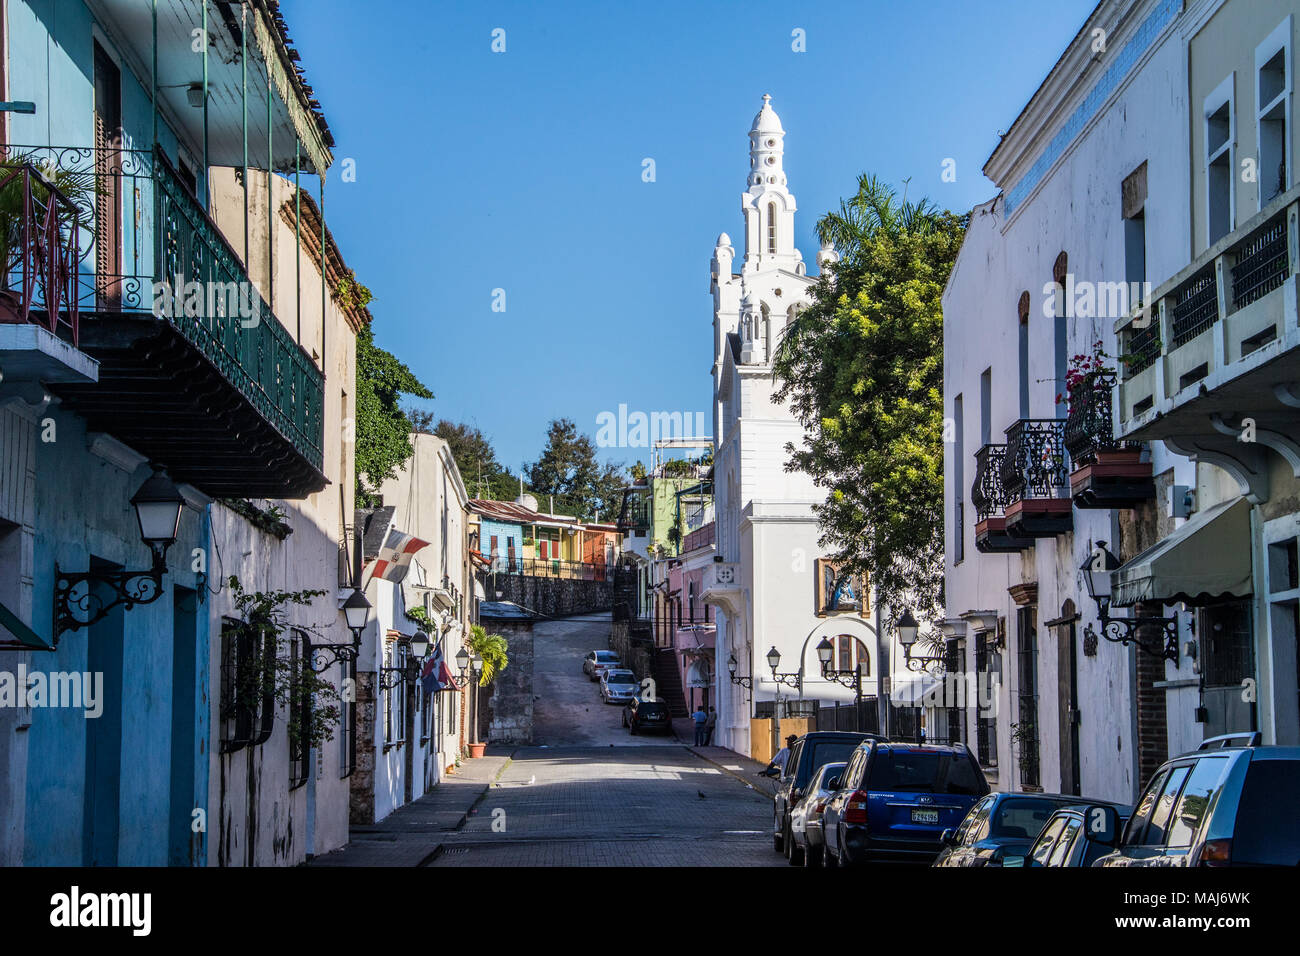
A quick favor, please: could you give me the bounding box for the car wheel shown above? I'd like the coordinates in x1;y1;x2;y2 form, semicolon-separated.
786;821;804;866
804;843;823;868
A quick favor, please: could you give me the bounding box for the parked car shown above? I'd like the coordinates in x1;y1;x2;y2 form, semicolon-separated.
583;649;620;681
600;669;639;704
1095;732;1300;867
933;792;1128;867
823;740;990;866
768;731;881;865
623;698;671;735
1006;803;1132;867
788;761;847;868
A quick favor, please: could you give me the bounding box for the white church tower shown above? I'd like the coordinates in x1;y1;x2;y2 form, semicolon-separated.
703;96;872;761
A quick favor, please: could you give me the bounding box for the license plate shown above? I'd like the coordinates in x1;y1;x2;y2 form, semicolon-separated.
911;809;940;824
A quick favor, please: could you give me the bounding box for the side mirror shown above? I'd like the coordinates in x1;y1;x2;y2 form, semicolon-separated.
827;776;841;791
1083;805;1120;847
940;828;957;847
1001;854;1026;868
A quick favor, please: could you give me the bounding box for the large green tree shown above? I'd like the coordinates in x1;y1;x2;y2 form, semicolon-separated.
433;419;520;500
773;174;967;618
354;323;433;506
525;418;625;521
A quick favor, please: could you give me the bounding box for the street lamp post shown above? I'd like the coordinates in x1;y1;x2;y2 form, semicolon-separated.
766;647;802;760
816;637;864;729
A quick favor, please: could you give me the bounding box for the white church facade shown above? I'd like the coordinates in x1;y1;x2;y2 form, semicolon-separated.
702;96;890;759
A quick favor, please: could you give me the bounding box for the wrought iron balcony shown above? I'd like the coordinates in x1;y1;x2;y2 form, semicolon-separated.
970;444;1032;553
617;489;651;535
1000;419;1072;538
10;144;325;498
1116;185;1300;460
0;162;81;342
1063;372;1154;509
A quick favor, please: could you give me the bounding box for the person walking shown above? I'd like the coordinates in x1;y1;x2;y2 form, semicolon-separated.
692;705;708;746
704;706;717;746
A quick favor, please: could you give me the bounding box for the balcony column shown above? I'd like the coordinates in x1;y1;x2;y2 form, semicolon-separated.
295;139;301;341
1156;296;1171;406
202;0;209;204
241;0;249;265
266;53;274;314
1213;255;1230;369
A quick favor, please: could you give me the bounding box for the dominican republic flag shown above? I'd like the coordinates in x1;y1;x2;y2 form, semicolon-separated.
420;641;460;695
369;528;430;583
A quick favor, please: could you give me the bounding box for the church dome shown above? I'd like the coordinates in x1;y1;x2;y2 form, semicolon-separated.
750;94;784;135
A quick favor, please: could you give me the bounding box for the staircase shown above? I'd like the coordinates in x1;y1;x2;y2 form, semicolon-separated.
651;647;689;718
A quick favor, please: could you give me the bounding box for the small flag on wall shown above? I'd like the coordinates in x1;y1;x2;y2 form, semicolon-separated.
368;528;430;583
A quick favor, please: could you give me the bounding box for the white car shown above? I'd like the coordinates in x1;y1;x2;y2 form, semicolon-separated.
583;649;621;682
600;669;639;704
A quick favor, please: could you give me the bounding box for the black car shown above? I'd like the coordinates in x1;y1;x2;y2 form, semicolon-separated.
933;792;1129;867
823;740;990;866
767;731;882;866
622;697;671;735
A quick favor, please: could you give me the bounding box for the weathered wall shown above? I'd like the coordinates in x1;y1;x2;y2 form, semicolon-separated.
485;621;534;745
494;574;611;618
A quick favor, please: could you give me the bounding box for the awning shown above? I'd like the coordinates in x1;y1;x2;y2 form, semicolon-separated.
1111;497;1253;607
0;600;54;651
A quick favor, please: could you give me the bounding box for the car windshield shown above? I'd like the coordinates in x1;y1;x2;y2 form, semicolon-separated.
797;742;863;787
607;673;636;684
816;763;847;788
596;652;619;662
865;748;986;795
991;798;1076;840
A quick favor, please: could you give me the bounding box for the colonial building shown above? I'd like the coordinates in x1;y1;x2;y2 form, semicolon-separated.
0;0;358;866
943;0;1299;804
351;433;473;825
703;96;883;759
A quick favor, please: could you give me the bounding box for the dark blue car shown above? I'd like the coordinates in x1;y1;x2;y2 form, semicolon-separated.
822;740;990;865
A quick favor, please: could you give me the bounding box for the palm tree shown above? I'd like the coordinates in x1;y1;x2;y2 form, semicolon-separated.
815;173;941;263
465;623;508;686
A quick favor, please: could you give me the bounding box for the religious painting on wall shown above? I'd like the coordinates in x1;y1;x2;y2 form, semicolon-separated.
814;558;868;616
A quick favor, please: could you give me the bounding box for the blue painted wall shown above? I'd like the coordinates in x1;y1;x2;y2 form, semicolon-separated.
12;0;210;866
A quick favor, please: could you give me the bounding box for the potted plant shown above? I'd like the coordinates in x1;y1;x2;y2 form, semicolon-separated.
464;623;508;758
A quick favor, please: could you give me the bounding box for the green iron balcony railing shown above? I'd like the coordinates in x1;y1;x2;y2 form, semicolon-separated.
8;143;323;477
154;148;323;471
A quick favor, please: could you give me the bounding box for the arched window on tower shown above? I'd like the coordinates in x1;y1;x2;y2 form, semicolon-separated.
767;202;777;254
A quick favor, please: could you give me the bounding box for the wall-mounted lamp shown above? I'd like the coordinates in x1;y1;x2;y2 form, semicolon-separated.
53;464;184;640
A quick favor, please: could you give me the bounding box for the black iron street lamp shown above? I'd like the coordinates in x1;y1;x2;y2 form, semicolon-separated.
449;646;481;689
766;646;802;691
53;464;186;640
896;608;945;674
726;653;752;689
379;630;432;690
1080;542;1178;662
307;587;372;673
816;636;864;706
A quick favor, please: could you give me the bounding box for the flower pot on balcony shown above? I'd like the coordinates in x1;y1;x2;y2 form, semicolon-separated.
468;742;487;759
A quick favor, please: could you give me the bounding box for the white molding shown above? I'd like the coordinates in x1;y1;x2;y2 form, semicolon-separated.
86;432;148;473
1255;15;1294;206
1203;72;1237;247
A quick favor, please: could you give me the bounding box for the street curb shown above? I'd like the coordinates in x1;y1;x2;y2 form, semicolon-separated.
686;746;769;795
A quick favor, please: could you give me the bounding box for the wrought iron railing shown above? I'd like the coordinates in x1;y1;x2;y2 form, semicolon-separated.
1063;371;1134;465
1124;322;1161;375
6;144;323;472
484;555;611;581
971;444;1009;521
1169;264;1219;347
1231;211;1289;310
0;161;82;343
618;497;650;533
1001;419;1069;502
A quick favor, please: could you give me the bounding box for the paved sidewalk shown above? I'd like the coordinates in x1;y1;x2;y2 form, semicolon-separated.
308;750;513;867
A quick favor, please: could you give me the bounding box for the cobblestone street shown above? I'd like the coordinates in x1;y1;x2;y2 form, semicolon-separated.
430;744;783;867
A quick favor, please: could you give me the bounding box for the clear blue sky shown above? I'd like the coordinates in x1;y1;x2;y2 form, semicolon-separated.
282;0;1098;474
